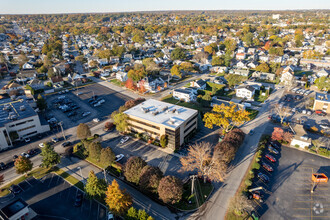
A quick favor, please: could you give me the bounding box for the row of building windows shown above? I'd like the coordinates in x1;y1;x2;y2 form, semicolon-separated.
184;121;197;134
9;119;34;128
128;123;159;136
128;118;160;130
185;115;197;128
17;125;36;132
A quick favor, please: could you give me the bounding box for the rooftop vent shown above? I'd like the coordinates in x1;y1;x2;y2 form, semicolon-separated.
20;105;25;111
152;111;159;116
162;106;168;111
171;109;176;114
169;117;176;125
141;107;149;113
3;105;10;111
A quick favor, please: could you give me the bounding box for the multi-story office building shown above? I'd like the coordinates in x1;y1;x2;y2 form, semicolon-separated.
124;99;198;150
313;92;330;114
0;97;50;150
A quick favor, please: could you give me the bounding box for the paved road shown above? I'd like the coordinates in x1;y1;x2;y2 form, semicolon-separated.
189;87;285;220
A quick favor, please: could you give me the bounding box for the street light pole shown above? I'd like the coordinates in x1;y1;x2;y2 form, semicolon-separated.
59;121;66;140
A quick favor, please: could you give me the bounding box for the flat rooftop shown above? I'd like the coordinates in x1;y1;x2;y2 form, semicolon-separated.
124;99;198;129
315;92;330;103
0;97;37;128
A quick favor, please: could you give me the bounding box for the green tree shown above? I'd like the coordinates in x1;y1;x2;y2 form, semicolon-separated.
85;170;107;198
105;179;132;216
36;94;47;110
225;75;246;88
170;65;182;78
113;112;128;133
132;33;145;44
89;142;102;161
40;143;60;168
171;48;186;60
186;37;195;45
314;76;330;91
77;123;91;140
14;156;33;175
211;56;225;66
126;207;138;220
100;147;115;167
160;135;168;148
256;63;270;73
243;33;254;47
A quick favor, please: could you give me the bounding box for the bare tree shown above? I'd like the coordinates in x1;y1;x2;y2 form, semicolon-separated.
273;104;291;124
180;142;226;183
228;194;253;216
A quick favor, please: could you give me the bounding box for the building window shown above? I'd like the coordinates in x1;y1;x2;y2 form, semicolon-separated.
184;121;197;134
127;118;160;130
18;125;36;132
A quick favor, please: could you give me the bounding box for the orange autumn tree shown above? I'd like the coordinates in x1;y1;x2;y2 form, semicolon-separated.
105;179;132;216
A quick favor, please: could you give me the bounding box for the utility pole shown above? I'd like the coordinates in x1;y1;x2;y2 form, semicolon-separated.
103;169;108;184
59;121;66;140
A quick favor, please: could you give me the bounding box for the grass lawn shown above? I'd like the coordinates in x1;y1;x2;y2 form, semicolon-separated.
255;93;269;103
173;178;213;211
110;79;123;87
53;168;84;191
0;167;52;197
161;95;204;111
294;70;313;76
85;157;107;169
246;109;259;120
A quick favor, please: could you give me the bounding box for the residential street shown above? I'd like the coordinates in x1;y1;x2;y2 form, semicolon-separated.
189;86;285;220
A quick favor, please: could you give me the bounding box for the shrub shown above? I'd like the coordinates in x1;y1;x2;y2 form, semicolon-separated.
294;144;300;148
252;162;260;170
245;179;252;187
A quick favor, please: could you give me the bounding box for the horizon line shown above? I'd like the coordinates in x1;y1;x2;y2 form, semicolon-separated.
1;8;329;16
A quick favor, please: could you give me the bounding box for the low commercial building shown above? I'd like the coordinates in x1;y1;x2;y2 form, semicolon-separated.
0;199;30;220
290;124;311;149
124;99;198;150
313;93;330;114
0;97;50;151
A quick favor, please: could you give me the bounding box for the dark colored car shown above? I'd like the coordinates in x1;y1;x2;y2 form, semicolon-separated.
27;149;37;156
62;141;72;147
74;193;83;207
257;172;270;183
249;129;254;135
265;154;276;163
10;185;21;194
0;162;7;170
13;155;18;161
262;162;273;172
268;146;279;155
68;111;77;117
270;140;281;149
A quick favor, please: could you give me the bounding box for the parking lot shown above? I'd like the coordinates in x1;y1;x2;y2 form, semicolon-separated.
256;146;330;219
46;83;130;130
12;174;108;220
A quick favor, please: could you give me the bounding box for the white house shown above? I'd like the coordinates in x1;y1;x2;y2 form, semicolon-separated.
280;66;296;87
190;79;207;90
252;71;276;81
290;124;311;149
236;53;247;60
235;85;255;101
173;88;196;102
231;69;249;77
116;72;128;82
316;69;330;78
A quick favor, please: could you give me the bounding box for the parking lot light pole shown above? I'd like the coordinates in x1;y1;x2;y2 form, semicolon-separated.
77;166;84;183
59;121;66;140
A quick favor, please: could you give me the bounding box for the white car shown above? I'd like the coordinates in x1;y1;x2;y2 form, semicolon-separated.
39;143;45;148
98;99;105;104
94;102;101;107
120;136;129;144
292;108;296;113
24;138;30;143
115;154;124;162
21;152;30;158
107;212;114;220
93;118;100;123
320;124;330;129
82;112;91;117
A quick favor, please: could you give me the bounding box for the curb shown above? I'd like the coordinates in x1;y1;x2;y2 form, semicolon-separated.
285;145;330;160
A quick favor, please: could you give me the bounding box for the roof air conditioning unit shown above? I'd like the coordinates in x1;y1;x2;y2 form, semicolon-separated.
20;105;26;111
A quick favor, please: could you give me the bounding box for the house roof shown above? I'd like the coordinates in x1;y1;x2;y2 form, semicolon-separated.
51;76;63;83
195;79;206;87
236;85;255;92
174;88;193;95
7;82;21;89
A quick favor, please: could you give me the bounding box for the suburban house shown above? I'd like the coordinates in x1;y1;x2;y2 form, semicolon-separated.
290;124;311;149
116;72;128;82
124;99;198;150
313;92;330;114
280;66;296;87
50;76;64;86
252;71;276;81
231;69;249;77
316;69;330;78
210;66;229;73
236;53;247;60
190;79;207;90
173;88;196;102
22;62;34;70
16;69;37;82
235;85;255;101
138;77;164;92
28;79;44;90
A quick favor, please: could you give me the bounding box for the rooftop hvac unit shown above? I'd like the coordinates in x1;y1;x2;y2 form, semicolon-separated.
20;105;26;111
3;105;10;111
152;111;159;116
141;107;150;113
172;109;176;113
162;106;168;111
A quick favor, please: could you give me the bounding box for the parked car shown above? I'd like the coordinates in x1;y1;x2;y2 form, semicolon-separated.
27;149;37;156
10;185;21;194
270;141;281;149
39;143;45;148
0;162;7;170
107;211;114;220
257;173;270;183
77;92;83;96
21;152;30;158
24;138;30;143
52;137;59;143
315;110;327;116
62;141;72;147
94;102;101;107
262;162;273;172
265;154;276;163
82;112;91;117
13;155;18;161
268;146;279;155
98;99;105;104
248;129;254;135
68;111;77;117
115;154;124;162
120;136;129;144
320;124;330;130
74;193;83;207
93;118;100;123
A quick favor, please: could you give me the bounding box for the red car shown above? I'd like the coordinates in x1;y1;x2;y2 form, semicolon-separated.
262;162;273;172
265;154;276;163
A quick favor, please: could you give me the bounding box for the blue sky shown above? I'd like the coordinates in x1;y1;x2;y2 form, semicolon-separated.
1;0;329;14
